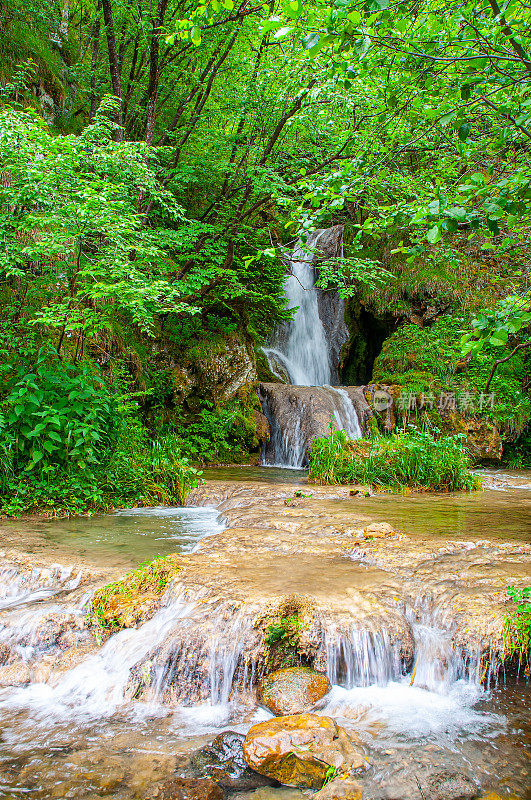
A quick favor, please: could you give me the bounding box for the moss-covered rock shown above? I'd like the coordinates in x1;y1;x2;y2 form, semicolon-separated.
88;555;184;638
258;666;331;715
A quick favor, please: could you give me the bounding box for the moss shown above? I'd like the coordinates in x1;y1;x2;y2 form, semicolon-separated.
264;614;306;670
372;317;531;439
87;555;183;639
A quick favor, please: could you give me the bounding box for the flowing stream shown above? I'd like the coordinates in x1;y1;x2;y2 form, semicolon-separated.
0;471;529;799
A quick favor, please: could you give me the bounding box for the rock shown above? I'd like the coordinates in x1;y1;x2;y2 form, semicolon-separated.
258;666;331;716
453;416;503;463
363;522;395;539
425;770;479;800
0;663;31;687
314;775;363;800
253;409;271;444
0;642;10;665
153;777;223;800
242;714;367;789
259;384;373;465
187;731;276;792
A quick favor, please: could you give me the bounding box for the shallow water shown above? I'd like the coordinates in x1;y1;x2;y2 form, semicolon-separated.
0;506;225;568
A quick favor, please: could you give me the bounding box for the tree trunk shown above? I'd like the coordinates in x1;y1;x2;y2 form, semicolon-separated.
101;0;123;139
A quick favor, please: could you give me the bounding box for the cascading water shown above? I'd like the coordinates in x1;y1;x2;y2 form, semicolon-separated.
263;231;332;386
261;228;364;467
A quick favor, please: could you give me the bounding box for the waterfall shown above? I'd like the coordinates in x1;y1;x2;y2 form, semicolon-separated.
265;231;332;386
261;228;365;468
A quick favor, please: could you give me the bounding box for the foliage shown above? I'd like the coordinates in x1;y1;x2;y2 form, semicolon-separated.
462;293;531;391
265;615;305;670
0;103;195;344
88;555;183;638
309;427;480;492
165;402;258;465
373;317;531;438
0;354;202;515
502;586;531;673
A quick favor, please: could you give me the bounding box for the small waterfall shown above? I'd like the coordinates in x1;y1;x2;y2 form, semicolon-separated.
260;384;368;468
267;230;332;386
0;562;82;611
260;227;365;468
321;625;404;687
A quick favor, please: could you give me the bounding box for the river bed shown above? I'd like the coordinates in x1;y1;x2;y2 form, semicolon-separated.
0;470;529;800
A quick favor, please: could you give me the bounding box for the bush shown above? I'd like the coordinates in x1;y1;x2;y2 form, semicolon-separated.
373;316;531;439
0;353;202;515
308;427;481;491
157;401;257;465
502;586;530;672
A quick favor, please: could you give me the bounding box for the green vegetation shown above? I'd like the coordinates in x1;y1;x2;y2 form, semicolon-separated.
502;586;531;673
0;350;202;515
265;615;305;670
373;316;531;440
309;428;481;492
88;554;183;638
0;0;530;507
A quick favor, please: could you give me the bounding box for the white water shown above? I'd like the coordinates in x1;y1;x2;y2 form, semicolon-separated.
261;231;363;467
269;231;331;386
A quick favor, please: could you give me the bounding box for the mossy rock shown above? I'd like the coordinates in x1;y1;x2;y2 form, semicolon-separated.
88;554;184;638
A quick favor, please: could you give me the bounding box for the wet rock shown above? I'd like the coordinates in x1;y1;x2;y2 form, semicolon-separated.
425;770;479;800
242;714;367;789
259;384;373;466
362;522;395;539
0;642;10;664
0;662;31;687
313;775;363;800
253;409;271;444
258;666;331;715
188;731;276;792
153;777;223;800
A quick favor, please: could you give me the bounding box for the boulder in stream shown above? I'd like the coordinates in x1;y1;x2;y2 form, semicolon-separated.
187;731;277;791
362;522;395;539
242;714;367;789
258;666;331;715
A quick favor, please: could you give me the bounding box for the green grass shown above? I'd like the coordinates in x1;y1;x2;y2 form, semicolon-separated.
309;427;481;492
502;586;531;672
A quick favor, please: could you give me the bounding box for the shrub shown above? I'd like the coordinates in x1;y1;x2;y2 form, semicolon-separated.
308;427;481;491
373;317;531;439
502;586;530;673
0;353;202;515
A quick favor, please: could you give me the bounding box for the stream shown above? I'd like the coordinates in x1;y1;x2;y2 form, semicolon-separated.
0;469;529;800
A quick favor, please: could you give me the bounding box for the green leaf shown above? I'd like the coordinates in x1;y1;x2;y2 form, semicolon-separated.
303;32;320;51
190;26;201;45
458;122;471;141
427;225;441;243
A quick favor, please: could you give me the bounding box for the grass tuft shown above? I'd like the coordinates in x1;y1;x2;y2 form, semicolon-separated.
309;427;481;492
502;586;530;673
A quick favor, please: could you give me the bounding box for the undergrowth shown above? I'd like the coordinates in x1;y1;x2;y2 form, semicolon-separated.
0;351;202;516
309;427;481;491
502;586;531;673
373;316;531;440
88;555;183;639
